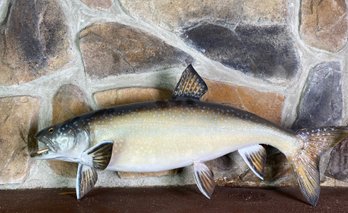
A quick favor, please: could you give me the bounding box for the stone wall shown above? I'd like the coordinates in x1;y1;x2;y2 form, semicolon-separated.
0;0;348;189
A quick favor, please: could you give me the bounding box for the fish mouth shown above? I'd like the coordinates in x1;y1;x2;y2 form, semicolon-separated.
30;136;54;158
31;147;49;157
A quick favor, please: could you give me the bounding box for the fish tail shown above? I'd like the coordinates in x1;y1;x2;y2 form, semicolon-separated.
291;126;348;206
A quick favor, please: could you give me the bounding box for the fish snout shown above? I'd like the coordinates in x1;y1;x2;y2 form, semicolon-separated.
30;133;50;158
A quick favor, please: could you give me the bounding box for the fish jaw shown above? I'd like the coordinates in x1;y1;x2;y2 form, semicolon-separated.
30;132;76;161
30;134;56;159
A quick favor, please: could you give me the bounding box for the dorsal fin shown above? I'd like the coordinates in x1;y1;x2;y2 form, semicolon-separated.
172;65;208;100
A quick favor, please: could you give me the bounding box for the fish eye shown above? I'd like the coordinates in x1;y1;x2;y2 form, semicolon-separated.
48;128;54;133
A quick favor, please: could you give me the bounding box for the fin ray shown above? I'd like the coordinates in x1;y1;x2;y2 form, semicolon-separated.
193;162;215;199
172;65;208;100
86;141;113;170
76;164;98;200
292;126;348;206
238;145;266;180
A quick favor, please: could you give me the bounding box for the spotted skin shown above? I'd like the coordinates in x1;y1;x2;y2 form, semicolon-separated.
67;100;300;172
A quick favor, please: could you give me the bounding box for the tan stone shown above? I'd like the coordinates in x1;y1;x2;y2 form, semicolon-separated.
79;23;192;79
49;84;92;177
81;0;112;10
0;97;39;184
119;0;286;31
94;88;172;108
0;0;71;85
300;0;348;52
53;84;92;124
203;80;284;125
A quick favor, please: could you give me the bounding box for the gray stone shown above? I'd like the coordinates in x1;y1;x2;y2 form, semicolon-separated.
292;62;342;130
326;138;348;181
183;23;299;82
0;0;71;85
79;23;192;79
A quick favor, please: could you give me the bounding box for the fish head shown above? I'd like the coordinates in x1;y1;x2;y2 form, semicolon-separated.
31;121;89;161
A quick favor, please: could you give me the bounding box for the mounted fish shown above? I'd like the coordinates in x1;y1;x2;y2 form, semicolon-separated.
31;65;348;206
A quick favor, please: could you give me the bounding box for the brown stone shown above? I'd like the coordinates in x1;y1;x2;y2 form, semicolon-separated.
119;0;287;31
0;96;39;184
79;23;192;79
0;0;71;85
300;0;348;52
94;88;172;107
203;80;284;125
80;0;112;10
49;84;92;177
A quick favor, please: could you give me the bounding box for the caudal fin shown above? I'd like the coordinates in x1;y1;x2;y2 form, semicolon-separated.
291;126;348;206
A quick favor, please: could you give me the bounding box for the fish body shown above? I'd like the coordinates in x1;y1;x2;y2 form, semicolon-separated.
83;100;297;172
32;65;348;206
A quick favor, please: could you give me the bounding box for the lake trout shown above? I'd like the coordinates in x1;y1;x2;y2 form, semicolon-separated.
31;65;348;206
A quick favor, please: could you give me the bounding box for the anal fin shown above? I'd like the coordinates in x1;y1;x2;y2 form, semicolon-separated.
76;164;98;199
238;145;266;180
193;161;216;199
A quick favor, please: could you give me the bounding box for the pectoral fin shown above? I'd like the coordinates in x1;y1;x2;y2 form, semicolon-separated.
238;145;266;180
76;164;98;200
193;162;216;199
85;141;113;170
